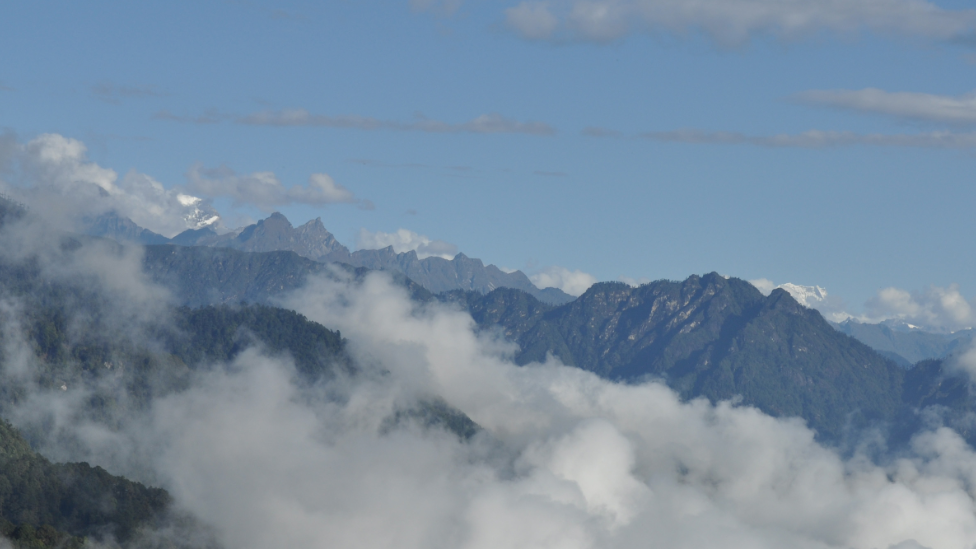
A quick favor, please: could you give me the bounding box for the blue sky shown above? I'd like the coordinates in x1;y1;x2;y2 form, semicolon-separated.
2;0;976;325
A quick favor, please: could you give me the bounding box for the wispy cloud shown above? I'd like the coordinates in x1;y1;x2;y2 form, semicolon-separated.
502;0;976;45
410;0;463;16
239;109;557;135
635;128;976;149
533;170;568;177
185;164;367;212
794;88;976;126
153;109;226;124
92;82;168;104
582;126;623;138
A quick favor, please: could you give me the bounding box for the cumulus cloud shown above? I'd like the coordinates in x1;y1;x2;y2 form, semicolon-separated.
356;228;458;260
503;0;976;45
185;164;363;212
866;284;975;333
2;133;219;237
238;109;556;135
795;88;976;126
531;266;598;296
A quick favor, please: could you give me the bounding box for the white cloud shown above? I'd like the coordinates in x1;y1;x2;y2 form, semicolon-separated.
6;133;219;237
531;266;598;296
185;164;361;212
502;0;976;45
748;277;776;296
238;109;557;136
794;88;976;126
946;343;976;385
866;284;974;332
356;228;459;260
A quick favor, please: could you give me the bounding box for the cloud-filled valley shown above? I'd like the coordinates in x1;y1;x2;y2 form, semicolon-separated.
0;199;975;548
3;1;976;545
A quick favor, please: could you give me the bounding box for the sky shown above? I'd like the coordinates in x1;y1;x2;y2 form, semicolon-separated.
1;0;976;323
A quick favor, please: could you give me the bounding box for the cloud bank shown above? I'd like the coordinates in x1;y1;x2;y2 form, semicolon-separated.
530;266;598;296
356;228;459;260
502;0;976;45
6;257;976;549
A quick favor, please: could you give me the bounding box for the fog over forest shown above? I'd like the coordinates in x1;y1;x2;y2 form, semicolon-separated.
0;205;973;549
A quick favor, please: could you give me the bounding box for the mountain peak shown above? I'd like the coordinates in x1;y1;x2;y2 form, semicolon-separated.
263;212;293;227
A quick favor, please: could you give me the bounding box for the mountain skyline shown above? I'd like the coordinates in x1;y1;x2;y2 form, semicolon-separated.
3;2;976;547
2;1;976;321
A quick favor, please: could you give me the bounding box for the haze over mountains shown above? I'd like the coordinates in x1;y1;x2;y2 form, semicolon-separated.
85;209;973;366
2;197;976;548
85;210;575;305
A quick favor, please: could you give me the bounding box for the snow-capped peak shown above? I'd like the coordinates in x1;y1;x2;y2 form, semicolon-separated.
776;283;829;308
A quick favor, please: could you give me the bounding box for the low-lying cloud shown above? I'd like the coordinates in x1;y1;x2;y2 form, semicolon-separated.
530;266;597;296
794;88;976;126
502;0;976;45
356;228;459;260
6;259;976;548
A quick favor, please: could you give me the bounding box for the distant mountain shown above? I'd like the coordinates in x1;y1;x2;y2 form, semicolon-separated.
172;212;353;263
832;319;974;367
81;211;171;245
98;211;574;304
348;245;565;300
141;244;434;307
445;273;906;444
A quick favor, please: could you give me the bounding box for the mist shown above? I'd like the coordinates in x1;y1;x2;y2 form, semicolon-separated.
2;230;976;548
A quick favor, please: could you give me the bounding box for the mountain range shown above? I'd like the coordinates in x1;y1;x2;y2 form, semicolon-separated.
831;318;974;366
5;197;976;546
84;211;574;305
